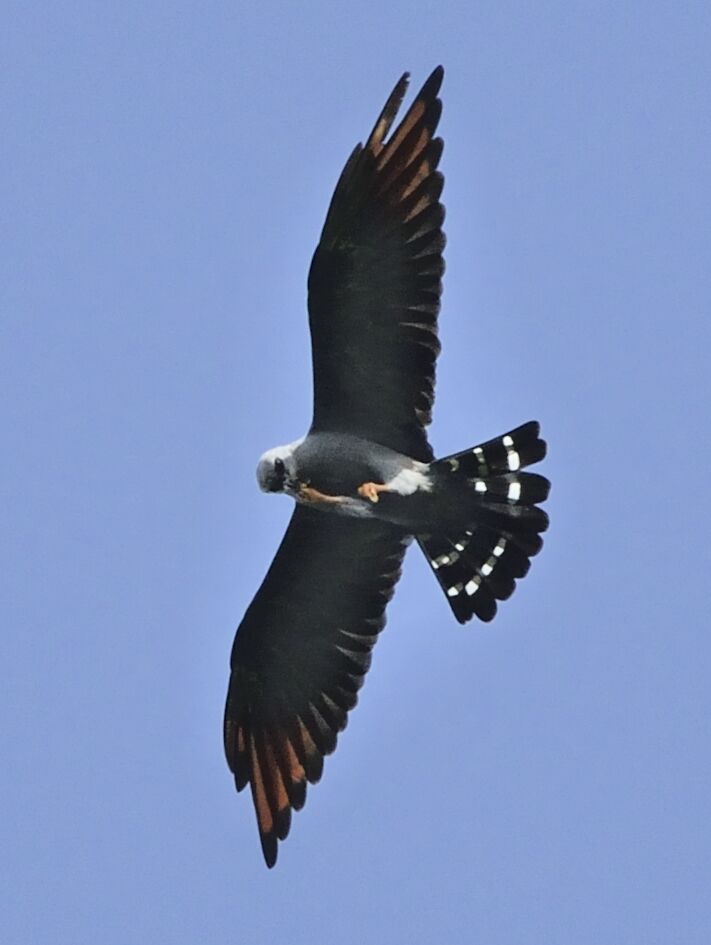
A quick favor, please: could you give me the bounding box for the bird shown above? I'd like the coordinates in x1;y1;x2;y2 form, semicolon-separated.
223;66;550;867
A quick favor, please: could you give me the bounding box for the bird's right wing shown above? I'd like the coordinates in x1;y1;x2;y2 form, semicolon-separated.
224;504;409;867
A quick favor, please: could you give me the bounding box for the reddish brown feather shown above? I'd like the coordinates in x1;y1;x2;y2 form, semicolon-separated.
382;153;435;212
249;733;273;837
382;97;426;159
273;731;307;810
365;72;410;155
256;730;291;841
292;717;324;782
262;732;290;813
377;114;434;186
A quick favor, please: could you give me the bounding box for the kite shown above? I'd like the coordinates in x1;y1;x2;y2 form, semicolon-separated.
223;66;550;866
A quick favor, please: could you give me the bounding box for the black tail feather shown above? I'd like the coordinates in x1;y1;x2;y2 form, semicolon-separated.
438;420;547;476
419;421;550;624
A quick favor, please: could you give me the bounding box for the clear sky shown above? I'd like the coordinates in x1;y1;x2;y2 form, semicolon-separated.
3;2;710;943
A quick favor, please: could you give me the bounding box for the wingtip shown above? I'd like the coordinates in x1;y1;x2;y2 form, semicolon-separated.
261;832;278;869
366;67;445;155
259;802;294;866
422;65;444;98
397;70;411;89
396;65;444;100
366;72;411;152
289;777;307;811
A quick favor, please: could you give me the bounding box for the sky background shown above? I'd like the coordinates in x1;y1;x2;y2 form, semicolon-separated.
3;2;710;943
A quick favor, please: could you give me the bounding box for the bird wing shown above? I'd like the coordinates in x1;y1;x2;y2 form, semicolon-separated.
224;505;408;867
307;67;445;463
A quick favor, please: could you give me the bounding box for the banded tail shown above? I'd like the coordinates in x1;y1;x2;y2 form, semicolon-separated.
418;421;550;623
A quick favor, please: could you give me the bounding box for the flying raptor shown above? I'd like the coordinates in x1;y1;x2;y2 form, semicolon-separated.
224;66;550;867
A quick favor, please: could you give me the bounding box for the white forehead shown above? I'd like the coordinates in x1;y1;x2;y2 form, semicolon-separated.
258;437;304;465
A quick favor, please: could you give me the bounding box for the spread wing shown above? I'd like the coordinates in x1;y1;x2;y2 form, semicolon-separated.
307;67;445;463
224;506;408;867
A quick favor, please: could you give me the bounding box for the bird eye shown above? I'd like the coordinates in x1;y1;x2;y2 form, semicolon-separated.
274;458;285;476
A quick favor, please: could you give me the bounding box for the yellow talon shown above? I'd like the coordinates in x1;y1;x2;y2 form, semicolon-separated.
358;482;385;503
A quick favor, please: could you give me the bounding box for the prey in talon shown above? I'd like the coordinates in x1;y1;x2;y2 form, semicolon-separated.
256;432;437;522
297;482;347;506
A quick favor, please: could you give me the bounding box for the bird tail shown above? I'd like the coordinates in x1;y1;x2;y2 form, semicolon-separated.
417;421;550;623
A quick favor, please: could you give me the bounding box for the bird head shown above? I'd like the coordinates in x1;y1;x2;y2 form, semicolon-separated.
256;441;302;495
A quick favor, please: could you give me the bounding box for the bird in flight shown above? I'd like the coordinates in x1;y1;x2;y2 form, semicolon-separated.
224;66;550;867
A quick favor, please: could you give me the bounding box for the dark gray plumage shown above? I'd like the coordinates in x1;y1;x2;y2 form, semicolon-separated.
224;67;550;867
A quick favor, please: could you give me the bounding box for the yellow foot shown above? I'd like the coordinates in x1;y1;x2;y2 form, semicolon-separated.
298;484;345;505
357;481;388;504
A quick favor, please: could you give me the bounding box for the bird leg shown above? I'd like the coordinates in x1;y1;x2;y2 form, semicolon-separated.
357;481;390;504
297;483;346;506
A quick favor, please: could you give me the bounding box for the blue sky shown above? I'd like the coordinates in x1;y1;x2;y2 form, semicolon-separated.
3;2;710;943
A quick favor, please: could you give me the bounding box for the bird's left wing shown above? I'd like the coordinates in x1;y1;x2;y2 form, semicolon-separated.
307;67;445;463
224;505;408;867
